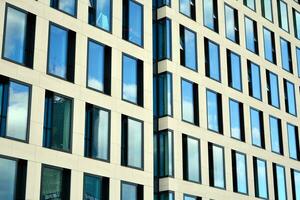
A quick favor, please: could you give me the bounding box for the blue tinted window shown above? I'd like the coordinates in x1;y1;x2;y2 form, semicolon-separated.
229;99;243;141
269;116;282;154
294;9;300;39
225;5;239;43
254;158;268;199
263;28;276;63
287;124;299;160
180;0;195;19
121;182;142;200
233;151;248;194
228;50;242;91
278;0;289;32
250;108;264;148
180;26;197;70
183;135;200;183
292;170;300;200
296;47;300;77
157;18;172;61
207;90;222;133
88;0;112;32
83;174;109;200
245;17;258;54
203;0;218;32
158;73;173;117
0;157;17;200
184;194;201;200
210;144;225;189
159;191;174;200
158;131;173;177
248;61;261;100
284;80;296;116
205;39;220;81
267;71;280;108
274;164;287;200
51;0;77;16
262;0;273;21
280;38;292;73
244;0;256;10
181;80;198;125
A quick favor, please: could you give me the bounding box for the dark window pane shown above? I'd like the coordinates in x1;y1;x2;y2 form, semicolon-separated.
51;0;77;16
284;80;296;116
253;158;268;199
158;130;173;177
205;39;220;81
207;90;222;133
157;0;171;7
158;72;173;117
180;0;195;19
266;71;280;108
248;61;261;100
227;50;242;91
183;135;200;183
180;26;197;70
121;182;143;200
250;108;264;148
263;28;276;63
229;99;244;141
280;38;292;73
159;191;174;200
157;18;172;61
184;194;201;200
296;47;300;77
287;124;299;160
203;0;218;32
83;174;109;200
273;164;287;200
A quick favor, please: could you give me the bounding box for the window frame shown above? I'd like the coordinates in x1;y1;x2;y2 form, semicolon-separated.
287;123;300;161
253;157;269;199
224;4;240;44
50;0;78;17
206;89;223;134
244;0;256;11
231;150;248;195
83;172;110;200
157;72;173;118
277;0;290;33
203;0;219;33
204;38;221;82
244;16;259;55
156;17;172;62
88;0;113;33
261;0;273;22
250;107;265;149
229;98;245;142
179;0;196;20
227;49;242;92
120;180;144;200
266;70;280;109
269;115;284;155
247;60;262;101
263;27;277;64
283;79;297;116
272;163;287;200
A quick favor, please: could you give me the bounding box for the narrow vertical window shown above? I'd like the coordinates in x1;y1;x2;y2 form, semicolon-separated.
122;54;143;106
229;99;244;141
158;72;173;117
121;115;143;169
47;23;76;82
203;0;219;32
284;79;297;116
269;116;283;155
296;47;300;77
123;0;143;46
294;9;300;39
253;157;268;199
248;61;262;100
208;143;225;189
225;5;239;44
227;50;242;91
43;91;73;152
280;38;293;73
182;134;201;183
87;39;111;95
88;0;112;32
157;130;174;177
245;17;259;54
206;90;223;134
232;150;248;194
2;5;36;67
179;0;196;20
250;108;265;148
291;169;300;200
244;0;256;11
181;79;199;125
263;27;276;64
278;0;289;32
287;123;300;160
83;173;109;200
121;181;143;200
261;0;273;21
85;103;110;161
273;163;287;200
50;0;77;16
157;18;172;61
266;70;280;108
159;191;174;200
205;38;221;81
180;25;197;71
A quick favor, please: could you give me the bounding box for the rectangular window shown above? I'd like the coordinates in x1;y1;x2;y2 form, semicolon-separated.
184;194;202;200
2;5;36;67
43;91;73;152
245;16;259;54
232;150;248;194
203;0;218;32
0;156;27;200
83;173;109;200
85;103;110;161
180;25;197;71
253;157;268;199
87;39;111;95
158;72;173;117
273;163;287;200
181;79;199;125
156;0;171;8
50;0;77;16
122;54;143;106
0;76;30;141
229;99;245;141
296;47;300;77
269;116;283;155
179;0;196;20
261;0;273;21
225;5;239;44
266;70;280;108
121;181;143;200
206;90;223;134
284;79;297;116
263;27;276;64
287;123;300;160
182;134;201;183
88;0;112;32
248;61;262;100
278;0;289;32
208;143;225;189
227;50;242;91
121;115;143;169
291;169;300;200
157;18;172;61
40;165;71;200
280;38;293;73
250;108;265;148
159;191;174;200
205;38;220;81
47;23;76;82
294;9;300;40
123;0;143;46
244;0;256;10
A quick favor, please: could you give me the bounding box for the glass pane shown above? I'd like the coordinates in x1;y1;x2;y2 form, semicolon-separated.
249;62;261;100
184;195;198;200
83;175;101;200
275;165;287;200
297;48;300;77
262;0;273;21
128;1;143;46
244;0;255;10
121;183;137;200
269;116;281;154
96;0;111;31
184;28;197;70
250;108;262;147
207;91;219;132
230;100;241;140
182;80;195;124
127;118;142;168
263;28;274;63
295;10;300;39
4;7;27;64
160;192;174;200
279;1;289;32
159;131;173;177
286;81;296;116
280;39;292;72
225;5;236;42
157;18;171;60
122;55;138;104
58;0;76;16
203;0;215;30
245;17;256;53
229;51;242;90
235;152;247;194
41;167;63;199
48;25;68;79
293;170;300;200
207;41;220;81
287;124;298;160
87;41;105;92
0;157;17;200
158;73;172;117
268;72;280;108
256;159;268;198
187;137;200;182
180;0;191;17
213;145;225;188
6;81;30;141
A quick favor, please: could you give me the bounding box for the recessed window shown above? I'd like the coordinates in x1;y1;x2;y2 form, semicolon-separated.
227;50;242;91
244;0;256;11
121;115;143;169
232;150;248;194
280;38;293;73
245;16;259;54
180;25;197;71
208;143;225;189
293;9;300;40
266;70;280;108
47;23;76;82
123;0;143;46
158;72;173;117
121;181;143;200
284;79;297;116
83;173;109;200
287;123;300;160
205;38;220;81
88;0;112;32
273;163;287;200
2;5;36;67
156;0;171;7
229;99;245;141
263;27;276;64
0;76;30;142
43;91;73;152
50;0;77;16
261;0;273;21
179;0;196;20
291;169;300;200
206;90;223;134
40;165;71;200
225;5;239;44
181;79;199;125
159;191;174;200
157;18;172;61
247;60;262;100
250;107;265;148
87;39;111;95
296;47;300;77
182;134;201;183
269;116;283;155
278;0;289;32
184;194;202;200
253;157;268;199
85;103;110;161
0;156;27;200
122;54;143;106
203;0;219;32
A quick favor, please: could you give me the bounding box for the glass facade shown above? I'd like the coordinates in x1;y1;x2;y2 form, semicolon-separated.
181;79;198;125
88;0;112;32
225;5;239;43
245;17;258;54
206;90;222;134
203;0;218;32
266;70;280;108
157;18;172;61
250;108;264;148
180;25;197;70
248;61;262;100
269;116;283;154
232;151;248;194
229;99;244;141
253;157;268;199
273;164;287;200
287;124;299;160
227;50;242;91
280;38;292;73
205;39;220;81
209;143;225;189
158;72;173;117
83;173;109;200
157;130;173;177
278;0;289;32
50;0;77;16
